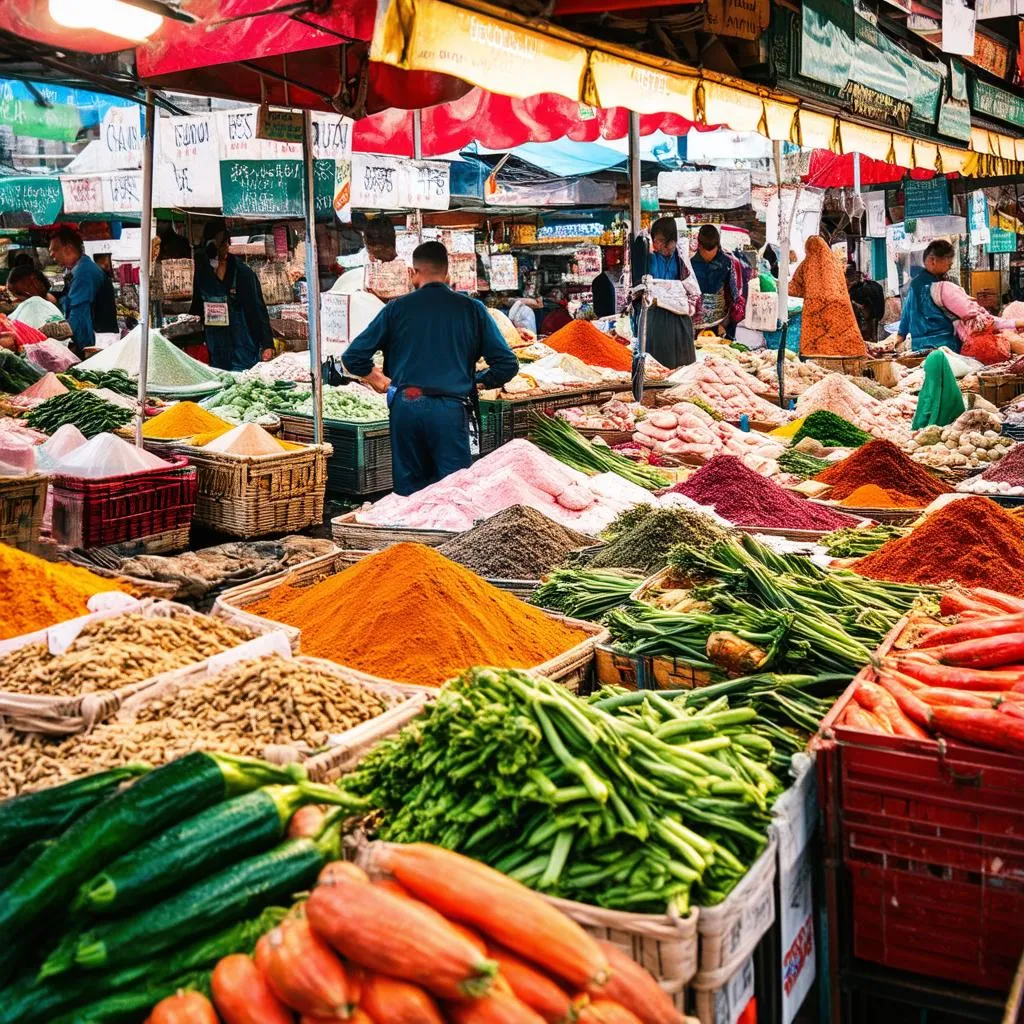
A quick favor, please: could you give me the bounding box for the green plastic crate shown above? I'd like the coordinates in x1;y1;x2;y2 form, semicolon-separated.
278;414;392;497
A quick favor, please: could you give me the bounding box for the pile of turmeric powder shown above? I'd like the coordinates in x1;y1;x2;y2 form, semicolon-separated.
0;544;123;641
836;484;922;509
247;542;590;686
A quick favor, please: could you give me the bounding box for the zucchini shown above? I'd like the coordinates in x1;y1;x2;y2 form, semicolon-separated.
0;752;301;985
50;824;340;976
0;838;52;891
0;907;286;1024
48;970;211;1024
0;765;148;858
76;783;366;913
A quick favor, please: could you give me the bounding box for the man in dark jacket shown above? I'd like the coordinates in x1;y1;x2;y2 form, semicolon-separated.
48;225;118;354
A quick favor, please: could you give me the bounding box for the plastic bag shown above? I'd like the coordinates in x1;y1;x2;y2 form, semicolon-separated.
22;339;80;373
960;330;1010;366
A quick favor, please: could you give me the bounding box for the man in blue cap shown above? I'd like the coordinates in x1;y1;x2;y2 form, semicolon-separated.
343;240;519;496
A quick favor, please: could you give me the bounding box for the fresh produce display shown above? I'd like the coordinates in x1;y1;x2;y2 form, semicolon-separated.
62;367;138;396
544;318;633;371
556;396;646;432
796;374;911;442
959;439;1024;495
437;504;595;580
358;440;655;535
0;610;252;698
344;667;785;913
840;592;1024;754
0;542;123;642
533;567;645;620
822;523;908;558
239;351;312;384
202;380;301;425
532;413;671;490
26;388;134;438
627;400;784;473
738;348;828;394
0;348;43;393
835;484;923;509
854;497;1024;596
790;410;872;449
288;382;389;421
909;409;1012;471
247;542;589;686
775;448;833;479
814;438;952;505
667;454;860;531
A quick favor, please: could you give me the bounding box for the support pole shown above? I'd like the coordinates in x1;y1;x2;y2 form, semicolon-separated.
773;140;790;408
628;110;645;402
411;108;424;242
135;88;156;448
302;109;324;445
628;110;642;285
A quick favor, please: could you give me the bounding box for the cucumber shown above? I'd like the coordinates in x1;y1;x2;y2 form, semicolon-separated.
0;753;301;985
0;765;148;858
76;783;365;913
0;838;52;891
48;970;211;1024
0;907;286;1024
50;826;339;976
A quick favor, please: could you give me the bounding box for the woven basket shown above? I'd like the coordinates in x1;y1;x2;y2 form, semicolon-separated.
331;509;461;550
175;442;331;539
0;597;297;736
0;473;47;550
213;549;606;693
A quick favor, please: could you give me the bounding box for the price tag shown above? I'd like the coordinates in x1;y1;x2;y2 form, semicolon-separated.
204;301;230;327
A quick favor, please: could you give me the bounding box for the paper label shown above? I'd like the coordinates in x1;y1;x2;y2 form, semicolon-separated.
204;301;230;327
712;956;756;1024
321;292;351;345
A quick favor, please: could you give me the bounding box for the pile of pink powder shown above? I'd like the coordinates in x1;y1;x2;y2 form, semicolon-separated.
667;455;860;531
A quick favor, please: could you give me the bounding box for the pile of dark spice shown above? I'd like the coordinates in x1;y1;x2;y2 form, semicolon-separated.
437;505;594;580
814;438;952;504
854;497;1024;595
668;455;859;531
981;442;1024;484
791;410;872;449
589;504;730;574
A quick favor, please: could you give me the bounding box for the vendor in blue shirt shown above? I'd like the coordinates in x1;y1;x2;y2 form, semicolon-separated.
895;239;959;353
48;226;118;355
190;220;275;372
342;240;519;496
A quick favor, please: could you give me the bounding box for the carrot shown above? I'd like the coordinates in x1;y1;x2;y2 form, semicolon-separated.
360;972;444;1024
486;943;576;1024
318;860;368;886
372;877;488;955
856;681;926;738
376;844;610;989
302;1014;374;1024
887;655;1024;691
1000;702;1024;719
254;916;353;1018
969;588;1024;613
445;991;548;1024
929;705;1024;754
211;954;293;1024
589;941;683;1024
916;688;1000;709
579;1002;645;1024
843;706;888;733
145;991;219;1024
940;634;1024;669
306;872;497;999
853;690;895;733
874;671;932;728
916;613;1024;649
939;590;1005;617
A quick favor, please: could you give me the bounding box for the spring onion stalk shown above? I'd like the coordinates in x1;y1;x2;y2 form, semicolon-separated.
532;568;645;621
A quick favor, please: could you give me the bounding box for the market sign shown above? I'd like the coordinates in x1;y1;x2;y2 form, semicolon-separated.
904;177;951;219
987;227;1017;252
256;106;304;145
970;77;1024;129
937;60;973;142
220;159;305;217
840;81;911;129
0;176;63;225
703;0;769;41
975;0;1024;18
350;155;450;211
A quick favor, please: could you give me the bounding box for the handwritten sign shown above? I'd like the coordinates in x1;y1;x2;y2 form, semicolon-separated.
489;254;518;291
351;155;451;210
256;106;304;144
575;246;602;276
61;176;105;215
904;177;951;220
404;160;451;210
321;292;351;345
704;0;769;40
313;115;352;160
865;192;886;238
100;105;142;171
220;159;304;217
217;108;262;160
448;253;477;293
365;258;410;299
0;177;63;225
448;230;476;254
105;172;142;214
156;112;222;206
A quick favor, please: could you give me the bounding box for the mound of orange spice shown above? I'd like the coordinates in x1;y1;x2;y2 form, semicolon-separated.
544;320;634;371
247;542;589;686
816;439;951;506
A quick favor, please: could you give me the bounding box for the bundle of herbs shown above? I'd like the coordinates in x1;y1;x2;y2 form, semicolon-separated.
532;568;645;621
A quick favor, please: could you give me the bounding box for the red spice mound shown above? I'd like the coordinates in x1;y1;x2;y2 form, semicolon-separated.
854;497;1024;595
668;454;860;531
544;319;633;371
814;439;952;504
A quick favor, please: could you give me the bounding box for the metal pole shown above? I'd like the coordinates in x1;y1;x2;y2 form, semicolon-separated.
412;108;423;242
302;109;324;445
628;110;645;402
135;88;155;448
628;110;642;278
773;140;789;408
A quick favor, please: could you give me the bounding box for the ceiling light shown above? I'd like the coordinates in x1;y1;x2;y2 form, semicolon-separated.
49;0;163;41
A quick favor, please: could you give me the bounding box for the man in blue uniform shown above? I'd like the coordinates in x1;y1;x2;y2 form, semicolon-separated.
342;240;519;496
895;239;959;353
48;226;118;355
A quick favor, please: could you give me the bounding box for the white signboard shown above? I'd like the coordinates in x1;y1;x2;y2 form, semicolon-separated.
865;192;886;238
975;0;1023;18
217;108;264;160
350;155;451;211
942;0;976;55
155;112;222;207
61;175;105;215
100;105;142;171
104;171;142;214
321;291;351;345
766;189;824;261
312;114;353;160
489;254;518;291
658;169;751;210
403;160;450;210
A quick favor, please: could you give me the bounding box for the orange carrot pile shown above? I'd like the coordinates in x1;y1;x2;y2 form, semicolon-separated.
839;586;1024;755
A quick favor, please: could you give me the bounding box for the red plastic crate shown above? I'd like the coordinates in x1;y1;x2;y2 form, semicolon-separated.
813;648;1024;993
51;456;197;548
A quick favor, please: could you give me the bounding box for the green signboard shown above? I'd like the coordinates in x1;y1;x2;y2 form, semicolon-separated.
987;228;1017;253
904;177;951;220
220;159;337;218
937;60;972;143
0;97;80;142
0;177;63;225
970;78;1024;130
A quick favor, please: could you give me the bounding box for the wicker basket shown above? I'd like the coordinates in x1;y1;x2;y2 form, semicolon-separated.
331;509;461;550
176;442;331;539
0;597;297;735
154;259;194;301
213;550;606;693
0;473;48;549
978;373;1024;408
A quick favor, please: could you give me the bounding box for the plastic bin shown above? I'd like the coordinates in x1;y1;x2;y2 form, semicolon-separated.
278;413;391;497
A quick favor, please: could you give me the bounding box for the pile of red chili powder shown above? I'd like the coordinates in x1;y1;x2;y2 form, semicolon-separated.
814;439;952;505
854;496;1024;595
668;455;860;530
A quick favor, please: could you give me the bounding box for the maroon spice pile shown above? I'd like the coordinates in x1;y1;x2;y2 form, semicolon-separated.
668;455;860;531
981;442;1024;484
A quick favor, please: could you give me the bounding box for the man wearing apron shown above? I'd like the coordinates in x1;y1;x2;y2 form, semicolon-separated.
190;220;274;371
342;241;519;496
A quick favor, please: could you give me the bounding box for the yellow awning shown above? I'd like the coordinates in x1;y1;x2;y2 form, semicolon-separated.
372;0;1024;177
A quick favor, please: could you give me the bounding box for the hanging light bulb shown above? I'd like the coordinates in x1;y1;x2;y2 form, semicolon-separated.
48;0;163;41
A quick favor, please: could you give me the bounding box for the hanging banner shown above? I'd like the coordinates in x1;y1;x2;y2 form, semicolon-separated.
0;82;81;142
766;189;824;261
988;228;1016;253
448;252;477;292
904;177;951;219
350;155;451;211
99;105;142;171
403;160;451;210
657;170;751;209
864;192;886;237
0;176;63;224
942;0;976;55
155;111;222;207
969;191;991;246
970;78;1024;129
937;60;972;142
61;175;105;215
313;115;353;161
489;254;518;291
217;108;264;160
104;171;142;214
